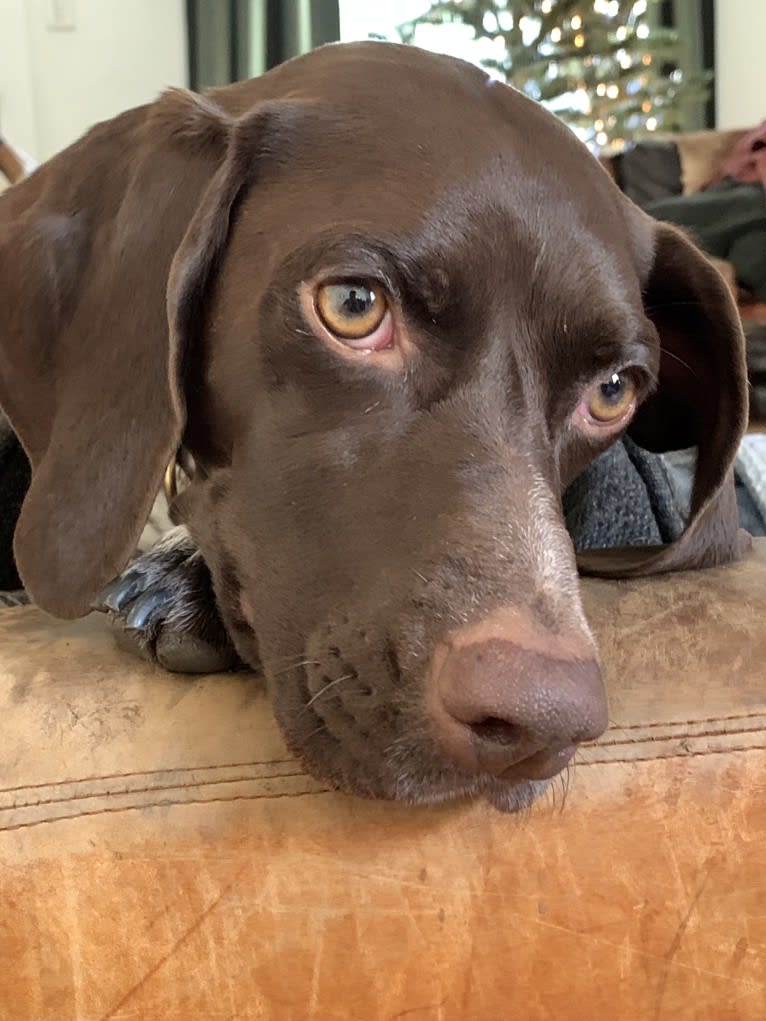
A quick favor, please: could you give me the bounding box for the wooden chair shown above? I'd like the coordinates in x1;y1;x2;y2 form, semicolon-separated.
0;132;29;186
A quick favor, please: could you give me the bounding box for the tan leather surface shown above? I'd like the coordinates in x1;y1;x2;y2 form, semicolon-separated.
1;541;765;1020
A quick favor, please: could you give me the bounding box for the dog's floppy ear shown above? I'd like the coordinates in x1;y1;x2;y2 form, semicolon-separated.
0;89;233;617
578;221;750;578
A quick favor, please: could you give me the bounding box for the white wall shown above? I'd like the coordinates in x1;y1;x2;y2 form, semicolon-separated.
0;0;188;162
715;0;766;129
2;1;762;160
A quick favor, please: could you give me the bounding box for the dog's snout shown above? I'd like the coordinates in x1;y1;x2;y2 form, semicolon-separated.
426;609;608;780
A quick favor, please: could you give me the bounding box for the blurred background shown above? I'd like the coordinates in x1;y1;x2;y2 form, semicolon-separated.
0;0;762;162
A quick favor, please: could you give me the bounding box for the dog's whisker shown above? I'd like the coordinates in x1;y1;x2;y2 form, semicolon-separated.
606;716;633;741
643;298;705;314
270;649;316;664
271;658;321;677
560;764;572;814
268;650;326;669
659;344;698;377
303;672;356;711
301;721;329;743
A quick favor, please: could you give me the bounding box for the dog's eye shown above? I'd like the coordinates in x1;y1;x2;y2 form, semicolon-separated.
573;371;638;437
586;372;637;423
315;281;391;347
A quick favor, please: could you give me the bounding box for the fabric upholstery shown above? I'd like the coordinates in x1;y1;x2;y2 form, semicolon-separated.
612;139;682;207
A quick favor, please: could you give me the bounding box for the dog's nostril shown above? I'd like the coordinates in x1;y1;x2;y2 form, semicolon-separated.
427;620;607;780
469;716;521;746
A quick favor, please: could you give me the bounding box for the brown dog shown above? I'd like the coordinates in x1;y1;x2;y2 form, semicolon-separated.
0;43;748;811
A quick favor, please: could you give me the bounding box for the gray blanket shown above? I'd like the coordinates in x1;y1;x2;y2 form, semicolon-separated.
734;435;766;534
563;436;766;552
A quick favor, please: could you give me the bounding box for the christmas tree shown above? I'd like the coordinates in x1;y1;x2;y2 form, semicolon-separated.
398;0;710;153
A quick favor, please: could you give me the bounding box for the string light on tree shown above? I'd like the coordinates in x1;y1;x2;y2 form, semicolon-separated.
398;0;710;152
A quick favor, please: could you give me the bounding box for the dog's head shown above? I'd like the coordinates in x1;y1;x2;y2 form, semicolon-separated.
0;43;748;809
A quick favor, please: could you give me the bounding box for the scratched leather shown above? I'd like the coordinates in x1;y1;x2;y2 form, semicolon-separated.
0;541;764;1021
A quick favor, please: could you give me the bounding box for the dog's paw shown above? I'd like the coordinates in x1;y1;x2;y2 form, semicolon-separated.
92;526;242;674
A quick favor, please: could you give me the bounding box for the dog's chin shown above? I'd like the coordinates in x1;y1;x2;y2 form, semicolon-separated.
386;771;552;814
279;718;553;814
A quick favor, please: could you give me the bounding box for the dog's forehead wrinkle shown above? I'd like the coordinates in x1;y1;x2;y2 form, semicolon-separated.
404;182;639;330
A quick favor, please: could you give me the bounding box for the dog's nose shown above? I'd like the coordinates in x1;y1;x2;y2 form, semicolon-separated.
426;608;608;780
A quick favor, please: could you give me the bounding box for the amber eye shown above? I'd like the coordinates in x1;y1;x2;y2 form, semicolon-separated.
316;281;388;341
585;372;637;423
